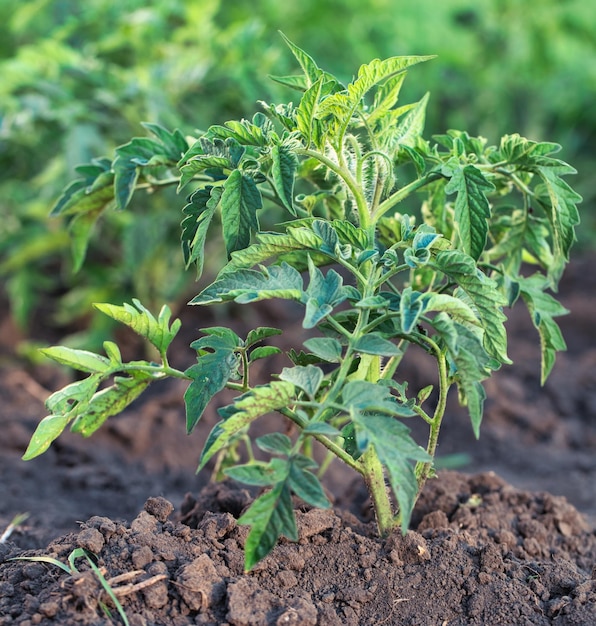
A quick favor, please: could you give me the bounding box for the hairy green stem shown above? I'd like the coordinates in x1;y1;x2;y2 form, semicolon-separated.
415;346;449;489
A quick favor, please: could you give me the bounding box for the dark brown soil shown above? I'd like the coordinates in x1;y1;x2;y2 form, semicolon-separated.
1;254;596;625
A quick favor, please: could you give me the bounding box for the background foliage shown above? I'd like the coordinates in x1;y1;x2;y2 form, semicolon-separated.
1;0;594;345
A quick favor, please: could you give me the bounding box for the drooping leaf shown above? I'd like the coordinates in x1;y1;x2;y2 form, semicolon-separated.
198;381;295;468
288;455;331;509
220;169;262;256
50;158;115;217
184;329;242;433
180;186;222;275
191;263;303;306
400;287;427;334
518;274;568;384
70;372;154;437
239;481;297;571
444;164;495;260
431;250;510;364
22;414;72;460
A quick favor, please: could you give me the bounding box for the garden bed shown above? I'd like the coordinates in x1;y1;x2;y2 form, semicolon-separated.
1;253;596;624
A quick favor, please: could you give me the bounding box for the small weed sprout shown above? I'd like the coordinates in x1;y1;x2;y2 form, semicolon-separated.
23;35;581;570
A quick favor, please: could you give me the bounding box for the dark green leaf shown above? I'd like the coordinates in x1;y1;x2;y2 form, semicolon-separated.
245;327;283;347
184;331;242;433
239;482;297;571
191;263;303;306
518;274;568;384
220;169;262;256
431;250;510;364
444;165;495;260
249;346;282;362
288;457;331;509
271;143;297;214
180;186;221;275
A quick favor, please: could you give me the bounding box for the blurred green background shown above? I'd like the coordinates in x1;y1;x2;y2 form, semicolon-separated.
1;0;594;347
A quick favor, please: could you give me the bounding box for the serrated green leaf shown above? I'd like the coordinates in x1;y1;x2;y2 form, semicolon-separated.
68;207;103;273
342;380;415;417
303;337;342;363
41;346;111;373
279;32;322;87
220;169;262;257
535;167;581;285
185;331;242;433
279;365;324;398
352;412;429;531
239;481;297;571
225;461;286;486
249;346;282;362
384;92;429;152
353;334;401;357
518;274;568;384
71;373;153;437
219;231;310;274
245;327;283;347
22;414;72;460
297;77;324;147
191;263;304;306
318;55;434;142
198;381;295;469
432;250;510;364
302;256;348;329
142;122;188;158
207;119;269;146
400;287;427;334
423;293;481;326
93;300;181;353
444;165;495;260
271;143;297;214
51;160;115;217
288;457;331;509
45;375;102;415
113;137;164;210
180;186;221;275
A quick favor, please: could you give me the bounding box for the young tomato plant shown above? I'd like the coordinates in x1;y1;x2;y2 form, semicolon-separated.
23;35;581;570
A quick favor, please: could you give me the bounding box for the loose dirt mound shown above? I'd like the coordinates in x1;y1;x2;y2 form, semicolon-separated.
1;473;595;625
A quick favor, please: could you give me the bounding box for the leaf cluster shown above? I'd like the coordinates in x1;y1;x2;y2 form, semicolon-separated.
24;35;581;571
